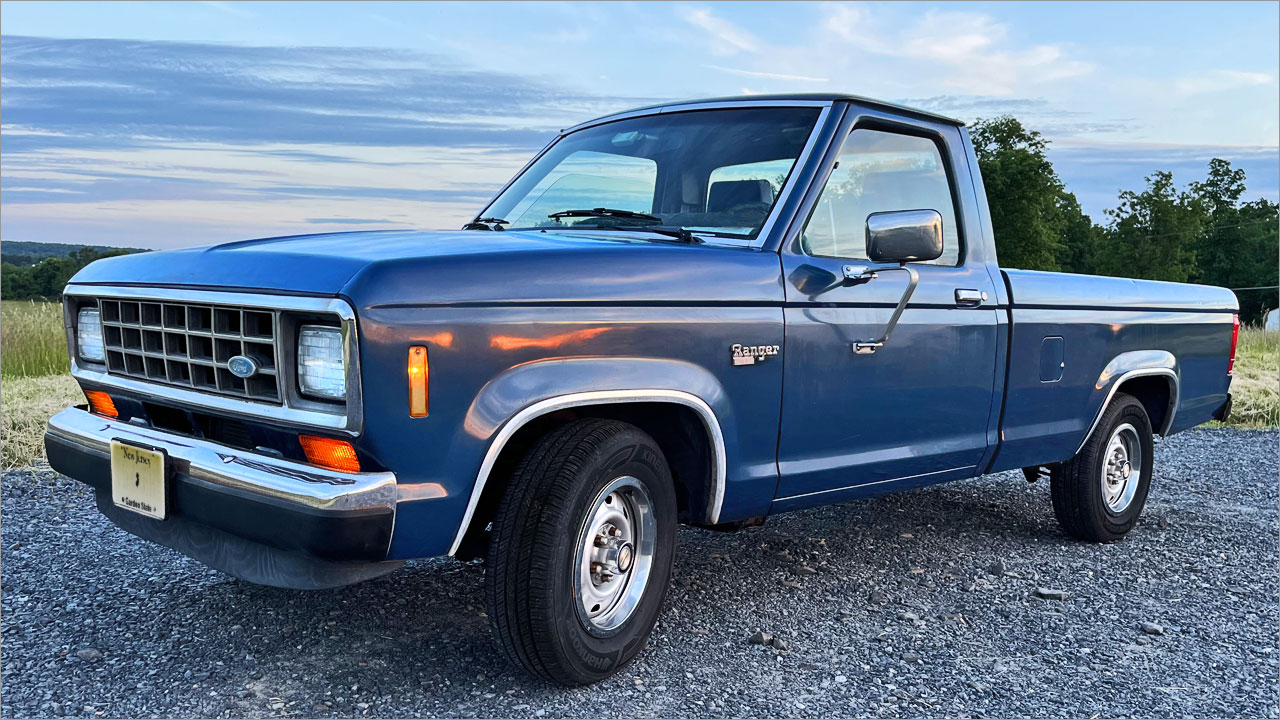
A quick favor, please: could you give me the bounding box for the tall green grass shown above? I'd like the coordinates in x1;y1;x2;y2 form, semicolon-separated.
1228;326;1279;428
1;300;80;467
1;300;70;379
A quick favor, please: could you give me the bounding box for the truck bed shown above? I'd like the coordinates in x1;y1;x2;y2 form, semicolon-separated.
990;269;1238;473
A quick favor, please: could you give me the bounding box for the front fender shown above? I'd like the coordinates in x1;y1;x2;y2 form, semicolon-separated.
356;299;785;560
454;356;740;554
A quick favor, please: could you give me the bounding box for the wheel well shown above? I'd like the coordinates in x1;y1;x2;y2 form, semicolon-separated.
1115;375;1174;434
453;401;715;560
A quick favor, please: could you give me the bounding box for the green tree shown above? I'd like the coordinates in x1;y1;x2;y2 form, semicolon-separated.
1096;171;1203;283
970;116;1095;271
1189;158;1279;322
0;247;136;301
1054;191;1103;274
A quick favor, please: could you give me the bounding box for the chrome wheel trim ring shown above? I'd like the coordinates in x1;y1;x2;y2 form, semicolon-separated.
572;475;656;635
1101;422;1142;513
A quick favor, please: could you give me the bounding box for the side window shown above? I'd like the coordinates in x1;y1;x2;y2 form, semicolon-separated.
506;150;657;227
801;129;961;265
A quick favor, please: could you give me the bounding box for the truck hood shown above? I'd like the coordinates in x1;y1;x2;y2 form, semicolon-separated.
69;229;783;306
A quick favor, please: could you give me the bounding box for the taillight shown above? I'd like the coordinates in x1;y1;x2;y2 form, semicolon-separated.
1227;314;1239;375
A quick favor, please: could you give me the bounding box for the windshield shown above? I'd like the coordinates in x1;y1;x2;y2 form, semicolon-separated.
481;107;823;240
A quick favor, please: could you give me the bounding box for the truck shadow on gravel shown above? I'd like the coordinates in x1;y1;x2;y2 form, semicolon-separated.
201;474;1058;685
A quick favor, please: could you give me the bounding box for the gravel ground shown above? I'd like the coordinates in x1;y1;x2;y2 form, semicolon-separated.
2;427;1276;718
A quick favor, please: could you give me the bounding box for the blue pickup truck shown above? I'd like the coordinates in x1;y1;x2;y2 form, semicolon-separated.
47;94;1238;685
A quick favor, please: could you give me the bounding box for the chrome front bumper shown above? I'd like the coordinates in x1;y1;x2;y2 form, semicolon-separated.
45;407;401;587
46;407;396;512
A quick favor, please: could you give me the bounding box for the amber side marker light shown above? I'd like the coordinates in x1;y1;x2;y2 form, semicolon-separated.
299;435;361;473
409;345;428;417
85;390;118;418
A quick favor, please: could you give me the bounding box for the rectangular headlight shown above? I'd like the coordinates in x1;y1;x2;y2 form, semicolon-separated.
77;307;105;363
297;325;346;400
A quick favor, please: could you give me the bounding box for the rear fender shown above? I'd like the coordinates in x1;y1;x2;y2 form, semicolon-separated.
1076;350;1180;453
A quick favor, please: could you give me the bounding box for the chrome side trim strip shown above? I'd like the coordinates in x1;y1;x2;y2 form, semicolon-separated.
47;407;396;512
447;389;727;556
776;465;975;502
1076;367;1180;454
63;284;364;436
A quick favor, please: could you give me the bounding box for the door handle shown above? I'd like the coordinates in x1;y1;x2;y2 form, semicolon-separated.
955;288;987;307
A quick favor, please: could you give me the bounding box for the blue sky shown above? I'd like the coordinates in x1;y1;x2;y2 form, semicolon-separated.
1;1;1277;249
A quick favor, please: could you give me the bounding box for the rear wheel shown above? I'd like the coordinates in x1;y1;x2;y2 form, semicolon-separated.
483;419;676;686
1051;393;1154;542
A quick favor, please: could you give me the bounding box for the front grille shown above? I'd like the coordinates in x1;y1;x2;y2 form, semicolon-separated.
98;298;281;404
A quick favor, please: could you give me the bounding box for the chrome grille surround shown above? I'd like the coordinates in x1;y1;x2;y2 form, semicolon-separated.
64;285;363;435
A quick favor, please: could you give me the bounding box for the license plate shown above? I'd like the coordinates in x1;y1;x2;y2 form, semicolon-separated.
110;440;167;520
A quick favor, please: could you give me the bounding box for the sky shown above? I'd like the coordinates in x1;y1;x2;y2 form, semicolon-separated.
1;0;1277;250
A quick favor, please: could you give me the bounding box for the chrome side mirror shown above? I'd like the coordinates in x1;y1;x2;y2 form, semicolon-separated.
866;209;943;264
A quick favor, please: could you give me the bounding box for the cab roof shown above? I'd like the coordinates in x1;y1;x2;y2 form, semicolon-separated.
565;93;964;134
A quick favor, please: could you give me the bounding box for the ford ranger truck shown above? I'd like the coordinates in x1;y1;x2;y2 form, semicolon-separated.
46;94;1238;686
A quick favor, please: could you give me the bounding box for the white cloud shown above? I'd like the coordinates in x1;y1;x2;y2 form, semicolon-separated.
671;4;1096;98
706;65;828;83
822;6;1095;95
678;6;759;55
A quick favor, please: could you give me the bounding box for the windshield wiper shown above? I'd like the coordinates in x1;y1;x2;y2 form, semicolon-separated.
463;217;509;231
545;208;700;243
548;208;662;224
597;225;702;244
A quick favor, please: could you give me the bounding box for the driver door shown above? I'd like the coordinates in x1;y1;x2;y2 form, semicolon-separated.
774;123;1000;503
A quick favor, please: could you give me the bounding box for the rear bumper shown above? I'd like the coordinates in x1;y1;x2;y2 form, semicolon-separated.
45;407;402;589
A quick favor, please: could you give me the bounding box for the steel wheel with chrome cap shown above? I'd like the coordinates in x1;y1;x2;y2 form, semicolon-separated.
483;419;676;685
1051;393;1156;542
574;475;657;634
1100;422;1143;514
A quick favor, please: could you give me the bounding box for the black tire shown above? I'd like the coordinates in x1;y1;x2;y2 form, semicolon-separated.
483;418;677;686
1051;393;1154;542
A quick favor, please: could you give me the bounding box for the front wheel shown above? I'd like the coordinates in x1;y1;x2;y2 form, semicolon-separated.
1051;393;1155;542
483;419;676;686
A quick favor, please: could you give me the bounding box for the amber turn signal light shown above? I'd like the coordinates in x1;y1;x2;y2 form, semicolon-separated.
298;435;361;473
408;346;428;417
85;390;118;418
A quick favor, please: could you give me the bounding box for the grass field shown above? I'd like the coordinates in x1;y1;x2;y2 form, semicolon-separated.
1;300;69;379
0;301;1276;468
2;301;84;467
1;374;82;468
1227;326;1279;427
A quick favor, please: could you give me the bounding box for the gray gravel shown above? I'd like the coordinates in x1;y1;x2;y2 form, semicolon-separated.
3;427;1276;718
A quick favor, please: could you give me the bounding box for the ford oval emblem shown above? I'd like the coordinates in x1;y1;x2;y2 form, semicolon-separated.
227;355;258;379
